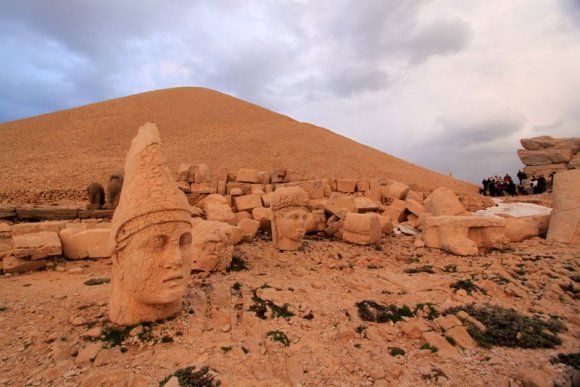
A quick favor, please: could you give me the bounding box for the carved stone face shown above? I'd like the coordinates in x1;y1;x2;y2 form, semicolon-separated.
117;222;193;305
191;221;234;272
280;208;308;242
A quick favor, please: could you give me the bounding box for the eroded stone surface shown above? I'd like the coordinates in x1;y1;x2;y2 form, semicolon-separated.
191;220;235;272
108;123;193;325
342;213;381;245
12;231;62;260
271;187;309;250
547;169;580;244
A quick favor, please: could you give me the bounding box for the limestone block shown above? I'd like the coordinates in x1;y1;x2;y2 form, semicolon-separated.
190;182;214;194
262;192;274;207
0;236;11;259
199;194;228;208
227;170;237;182
217;181;226;195
405;190;424;203
421;216;506;256
520;214;550;236
271;169;287;184
60;228;111;259
3;254;47;273
524;163;568;178
252;207;272;231
205;204;236;225
364;188;384;204
13;231;62;260
520;135;580;152
356;180;370;192
503;218;539;242
236;168;259;183
257;171;270;185
251;184;265;195
405;199;426;216
354;197;379;213
421;331;460;360
325;193;357;218
298;180;325;199
518;148;573;166
11;221;68;236
342;213;381;245
192;164;211;183
336;179;358;193
322;178;333;197
191;220;235;272
16;208;79;221
383;200;407;223
0;207;16;219
238;219;260;241
434;315;462;332
234;211;252;225
217;167;228;182
378;215;394;235
445;326;476;350
233;194;263;212
369;178;388;190
230;188;243;196
306;209;327;233
264;184;273;193
383;181;410;201
424;187;465;216
547;170;580;244
459;195;495;212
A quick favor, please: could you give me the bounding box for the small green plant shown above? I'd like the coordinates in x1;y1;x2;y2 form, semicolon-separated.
266;331;290;347
248;289;295;320
355;300;413;323
445;336;456;346
414;303;439;320
101;325;131;347
443;264;457;273
220;346;232;353
241;347;250;354
161;335;173;343
355;325;367;334
550;353;580;370
389;347;405;357
564;265;576;272
450;279;486;295
227;256;247;272
231;282;242;291
84;278;110;286
444;303;566;348
491;275;510;285
404;265;434;274
421;368;447;382
0;306;7;312
420;343;438;353
159;365;221;387
560;283;579;295
303;312;314;320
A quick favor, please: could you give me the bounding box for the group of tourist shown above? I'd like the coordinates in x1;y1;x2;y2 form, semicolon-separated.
480;170;554;197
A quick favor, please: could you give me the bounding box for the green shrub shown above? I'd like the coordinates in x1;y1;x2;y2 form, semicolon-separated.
159;365;220;387
355;300;413;323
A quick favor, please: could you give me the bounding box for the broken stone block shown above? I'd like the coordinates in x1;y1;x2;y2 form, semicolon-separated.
205;204;236;225
456;311;487;332
298;180;325;199
405;190;424;203
252;207;272;231
251;184;265;195
383;200;408;224
405;199;426;216
190;182;214;194
421;331;460;360
421;215;507;256
227;170;237;182
364;188;384;204
12;231;62;260
324;216;344;238
11;221;68;236
233;194;263;212
308;199;327;211
176;181;191;194
434;315;462;332
191;220;235;272
238;219;260;241
322;178;333;197
369;178;388;190
342;213;381;245
355;197;379;213
217;167;228;182
226;182;252;195
234;211;252;225
325;193;357;219
262;192;274;207
459;195;495;212
230;188;243;196
192;164;211;183
257;171;270;185
445;325;476;350
518;147;573;166
356;180;370;192
60;228;111;259
547;170;580;244
383;181;410;200
306;209;327;233
271;169;287;184
336;179;358;193
3;254;47;273
177;163;194;183
378;215;394;234
217;181;226;195
424;187;466;216
503;218;539;242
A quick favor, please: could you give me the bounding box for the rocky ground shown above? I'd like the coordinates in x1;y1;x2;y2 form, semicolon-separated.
0;232;578;386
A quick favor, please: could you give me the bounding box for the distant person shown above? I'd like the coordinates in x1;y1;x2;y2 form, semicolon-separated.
538;175;546;194
531;176;538;194
549;171;556;190
507;180;516;196
504;173;512;183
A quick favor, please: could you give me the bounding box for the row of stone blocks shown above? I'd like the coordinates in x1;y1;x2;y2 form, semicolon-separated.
0;208;113;221
0;221;111;274
517;135;580;177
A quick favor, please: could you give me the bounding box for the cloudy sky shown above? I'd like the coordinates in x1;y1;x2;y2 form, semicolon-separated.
1;1;579;183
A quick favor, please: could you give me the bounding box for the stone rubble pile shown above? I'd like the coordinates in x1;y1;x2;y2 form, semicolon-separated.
517;135;580;177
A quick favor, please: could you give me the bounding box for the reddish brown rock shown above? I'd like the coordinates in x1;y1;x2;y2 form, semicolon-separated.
233;194;263;212
342;213;381;245
336;179;358;193
12;231;62;260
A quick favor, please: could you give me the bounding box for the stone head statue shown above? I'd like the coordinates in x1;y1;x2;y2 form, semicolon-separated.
271;187;310;250
109;123;193;325
191;220;235;272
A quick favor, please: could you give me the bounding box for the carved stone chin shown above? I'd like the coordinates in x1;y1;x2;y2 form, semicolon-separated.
108;123;193;326
270;187;309;251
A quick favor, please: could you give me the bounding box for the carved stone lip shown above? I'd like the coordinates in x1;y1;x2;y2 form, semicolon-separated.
162;274;184;283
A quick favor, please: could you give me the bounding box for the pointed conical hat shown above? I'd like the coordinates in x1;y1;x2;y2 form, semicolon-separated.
110;122;192;251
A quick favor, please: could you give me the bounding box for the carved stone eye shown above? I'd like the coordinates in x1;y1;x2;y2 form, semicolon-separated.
180;232;192;247
154;235;168;249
